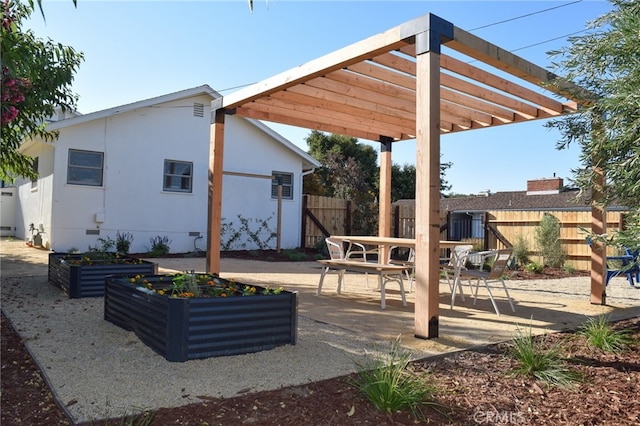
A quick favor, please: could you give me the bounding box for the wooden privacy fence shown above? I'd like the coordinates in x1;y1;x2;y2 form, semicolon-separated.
392;203;627;271
302;196;627;270
486;210;626;271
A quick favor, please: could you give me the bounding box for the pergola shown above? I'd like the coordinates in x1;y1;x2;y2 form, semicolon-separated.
207;13;605;338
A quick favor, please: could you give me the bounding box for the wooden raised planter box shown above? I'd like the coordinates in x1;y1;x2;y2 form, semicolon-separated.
104;274;298;362
48;253;157;298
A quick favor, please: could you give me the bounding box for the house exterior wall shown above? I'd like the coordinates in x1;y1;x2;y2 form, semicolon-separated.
14;93;310;254
15;141;55;246
221;118;305;250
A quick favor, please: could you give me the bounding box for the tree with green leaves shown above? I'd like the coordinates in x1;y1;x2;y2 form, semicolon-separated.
546;0;639;248
1;0;84;183
535;213;566;268
391;158;452;202
306;130;379;198
305;131;379;234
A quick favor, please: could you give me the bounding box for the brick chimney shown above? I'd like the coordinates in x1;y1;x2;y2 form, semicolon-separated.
526;177;563;195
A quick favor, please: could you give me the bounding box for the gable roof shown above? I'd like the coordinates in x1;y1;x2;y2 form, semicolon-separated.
46;85;221;131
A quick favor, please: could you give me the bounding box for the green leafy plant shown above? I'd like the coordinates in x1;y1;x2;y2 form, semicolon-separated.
577;315;634;353
562;264;576;274
535;213;566;268
350;337;437;419
524;262;544;274
512;235;531;268
220;214;276;251
116;231;134;255
170;270;201;298
509;325;582;388
86;236;117;261
283;249;309;261
128;273;287;299
148;235;171;257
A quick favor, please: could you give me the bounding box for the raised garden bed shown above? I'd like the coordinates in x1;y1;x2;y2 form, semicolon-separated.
104;273;298;362
48;253;157;298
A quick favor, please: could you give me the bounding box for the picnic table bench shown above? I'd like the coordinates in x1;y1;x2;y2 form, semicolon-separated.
316;259;409;309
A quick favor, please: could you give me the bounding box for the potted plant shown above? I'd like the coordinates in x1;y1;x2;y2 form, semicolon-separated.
104;271;298;362
48;236;157;298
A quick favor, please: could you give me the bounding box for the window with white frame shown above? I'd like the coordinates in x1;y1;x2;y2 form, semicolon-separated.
271;172;293;200
163;160;193;193
67;149;104;186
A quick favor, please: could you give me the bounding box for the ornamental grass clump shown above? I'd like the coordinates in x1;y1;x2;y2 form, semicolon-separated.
577;315;634;353
350;337;438;420
509;324;582;388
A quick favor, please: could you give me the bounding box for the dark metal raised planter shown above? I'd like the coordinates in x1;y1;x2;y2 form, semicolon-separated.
48;253;157;298
104;274;298;362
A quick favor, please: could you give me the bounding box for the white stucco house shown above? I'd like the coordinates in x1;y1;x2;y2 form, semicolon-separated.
12;85;320;253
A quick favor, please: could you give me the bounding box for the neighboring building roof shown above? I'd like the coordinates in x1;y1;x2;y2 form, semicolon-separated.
39;85;320;170
395;189;627;212
437;189;626;212
440;189;591;212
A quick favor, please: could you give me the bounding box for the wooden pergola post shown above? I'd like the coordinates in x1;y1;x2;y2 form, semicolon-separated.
378;136;394;262
207;108;225;274
590;166;607;305
414;21;450;339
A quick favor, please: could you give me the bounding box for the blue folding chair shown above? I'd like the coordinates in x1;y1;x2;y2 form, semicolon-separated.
623;247;640;284
586;237;636;286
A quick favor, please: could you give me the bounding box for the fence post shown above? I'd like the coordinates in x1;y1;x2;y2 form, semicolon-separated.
393;205;400;237
300;195;308;248
484;212;490;250
346;200;352;235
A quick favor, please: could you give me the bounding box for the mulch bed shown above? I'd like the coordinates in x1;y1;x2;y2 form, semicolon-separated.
2;309;639;425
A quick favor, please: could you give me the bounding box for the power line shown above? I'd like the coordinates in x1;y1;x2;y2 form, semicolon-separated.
511;29;589;53
218;1;589;93
469;0;584;31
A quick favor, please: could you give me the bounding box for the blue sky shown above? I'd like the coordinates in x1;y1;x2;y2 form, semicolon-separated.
25;0;612;195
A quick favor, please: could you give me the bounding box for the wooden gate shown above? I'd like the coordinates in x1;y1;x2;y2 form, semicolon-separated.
301;195;351;249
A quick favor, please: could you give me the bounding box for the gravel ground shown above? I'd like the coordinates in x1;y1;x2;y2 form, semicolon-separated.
3;273;639;423
1;275;425;423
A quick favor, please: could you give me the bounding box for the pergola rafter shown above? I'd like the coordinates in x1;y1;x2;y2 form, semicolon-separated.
207;13;601;339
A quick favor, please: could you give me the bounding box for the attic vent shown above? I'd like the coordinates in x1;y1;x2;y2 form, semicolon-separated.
193;103;204;117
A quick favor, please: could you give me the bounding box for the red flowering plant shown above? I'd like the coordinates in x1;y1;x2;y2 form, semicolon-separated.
128;271;285;299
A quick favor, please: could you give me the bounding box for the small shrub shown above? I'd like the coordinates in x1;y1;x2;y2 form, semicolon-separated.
562;264;576;274
524;262;544;274
509;325;582;388
577;315;634;353
86;237;117;261
148;236;171;257
535;213;566;268
284;249;309;261
116;231;134;255
512;235;531;268
350;337;437;419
